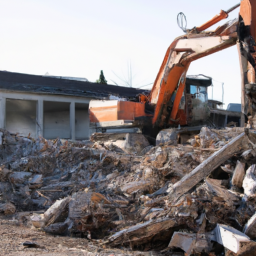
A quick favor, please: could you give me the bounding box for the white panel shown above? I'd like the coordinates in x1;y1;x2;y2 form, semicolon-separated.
89;100;118;108
175;36;229;54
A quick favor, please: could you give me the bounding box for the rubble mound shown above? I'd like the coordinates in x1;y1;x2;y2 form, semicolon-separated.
1;127;256;255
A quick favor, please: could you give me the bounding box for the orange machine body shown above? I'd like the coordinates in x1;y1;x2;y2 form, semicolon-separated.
89;100;151;124
90;1;256;134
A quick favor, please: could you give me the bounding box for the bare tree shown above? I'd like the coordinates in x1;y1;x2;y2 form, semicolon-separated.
111;60;137;88
111;60;153;89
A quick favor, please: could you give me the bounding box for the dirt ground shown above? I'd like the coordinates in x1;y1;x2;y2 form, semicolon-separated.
0;215;154;256
0;215;90;256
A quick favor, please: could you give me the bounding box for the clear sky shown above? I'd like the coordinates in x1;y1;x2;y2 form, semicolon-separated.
0;0;241;107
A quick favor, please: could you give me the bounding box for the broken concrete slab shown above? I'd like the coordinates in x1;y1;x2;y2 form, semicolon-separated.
91;133;150;154
123;133;150;154
168;231;212;256
28;174;43;189
168;232;196;255
213;224;250;253
156;129;178;146
9;171;33;185
29;174;42;184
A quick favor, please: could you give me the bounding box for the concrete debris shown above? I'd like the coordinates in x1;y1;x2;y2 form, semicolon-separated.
168;232;196;255
243;165;256;197
168;231;213;256
213;224;250;253
90;133;150;154
1;127;256;255
155;128;178;146
199;127;222;148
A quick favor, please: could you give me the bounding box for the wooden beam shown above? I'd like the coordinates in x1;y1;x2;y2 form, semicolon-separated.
168;132;248;203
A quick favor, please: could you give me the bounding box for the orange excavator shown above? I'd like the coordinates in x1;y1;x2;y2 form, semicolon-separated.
90;0;256;137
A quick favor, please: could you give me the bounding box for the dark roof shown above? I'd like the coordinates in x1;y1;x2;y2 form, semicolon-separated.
0;71;148;99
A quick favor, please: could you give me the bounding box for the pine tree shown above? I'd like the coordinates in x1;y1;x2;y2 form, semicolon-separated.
96;70;107;84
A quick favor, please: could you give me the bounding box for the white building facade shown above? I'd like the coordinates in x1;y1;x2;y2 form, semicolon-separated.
0;71;146;140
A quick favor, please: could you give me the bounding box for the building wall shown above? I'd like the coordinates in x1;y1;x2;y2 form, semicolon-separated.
0;91;91;140
6;99;37;137
43;101;71;139
44;110;71;139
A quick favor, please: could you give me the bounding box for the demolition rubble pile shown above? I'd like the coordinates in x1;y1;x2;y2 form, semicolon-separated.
1;127;256;255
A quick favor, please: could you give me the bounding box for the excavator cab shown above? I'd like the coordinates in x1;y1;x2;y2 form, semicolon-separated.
185;75;212;126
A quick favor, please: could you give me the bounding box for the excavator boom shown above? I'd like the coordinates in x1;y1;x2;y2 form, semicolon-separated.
150;20;238;128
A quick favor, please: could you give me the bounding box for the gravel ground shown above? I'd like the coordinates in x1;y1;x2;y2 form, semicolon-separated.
0;216;161;256
0;215;91;256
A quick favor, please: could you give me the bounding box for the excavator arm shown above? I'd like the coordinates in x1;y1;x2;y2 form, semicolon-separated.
150;0;256;130
150;20;238;128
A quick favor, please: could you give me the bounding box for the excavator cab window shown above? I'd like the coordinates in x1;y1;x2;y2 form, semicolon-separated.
188;85;208;103
197;86;208;103
184;79;211;124
190;85;197;95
